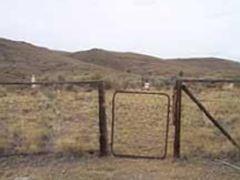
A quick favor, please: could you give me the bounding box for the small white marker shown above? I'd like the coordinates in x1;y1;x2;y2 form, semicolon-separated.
31;74;36;88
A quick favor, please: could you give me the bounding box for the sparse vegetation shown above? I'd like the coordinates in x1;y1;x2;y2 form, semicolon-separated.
1;38;240;179
0;84;240;179
0;86;99;156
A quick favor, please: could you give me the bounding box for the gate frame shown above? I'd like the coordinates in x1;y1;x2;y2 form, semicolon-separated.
111;90;171;159
172;78;240;158
0;80;110;157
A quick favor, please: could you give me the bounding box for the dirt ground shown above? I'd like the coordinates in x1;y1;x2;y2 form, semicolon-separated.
0;154;240;180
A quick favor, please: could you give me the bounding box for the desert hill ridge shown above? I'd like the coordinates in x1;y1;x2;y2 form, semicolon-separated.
1;37;240;85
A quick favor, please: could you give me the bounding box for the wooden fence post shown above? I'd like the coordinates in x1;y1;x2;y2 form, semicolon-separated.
98;81;110;156
173;79;182;158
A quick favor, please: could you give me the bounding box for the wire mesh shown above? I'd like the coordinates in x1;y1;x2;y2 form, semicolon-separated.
111;91;170;158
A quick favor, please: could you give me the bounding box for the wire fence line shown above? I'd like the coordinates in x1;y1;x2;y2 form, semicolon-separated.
0;81;108;157
0;79;240;161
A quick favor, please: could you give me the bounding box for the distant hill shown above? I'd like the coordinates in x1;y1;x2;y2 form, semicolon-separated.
70;49;240;77
1;37;240;84
0;38;115;82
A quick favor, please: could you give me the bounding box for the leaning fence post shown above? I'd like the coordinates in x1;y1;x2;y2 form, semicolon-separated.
173;79;182;158
98;81;110;156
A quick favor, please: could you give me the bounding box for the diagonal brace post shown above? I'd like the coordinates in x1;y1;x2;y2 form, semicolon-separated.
182;85;240;151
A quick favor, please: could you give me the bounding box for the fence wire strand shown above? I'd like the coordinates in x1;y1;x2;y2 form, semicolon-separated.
0;84;99;157
181;84;240;160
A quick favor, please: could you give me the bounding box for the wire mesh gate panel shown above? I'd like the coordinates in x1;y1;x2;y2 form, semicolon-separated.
111;90;170;159
0;81;108;157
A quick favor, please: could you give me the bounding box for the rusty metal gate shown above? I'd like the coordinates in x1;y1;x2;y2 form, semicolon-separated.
111;90;170;159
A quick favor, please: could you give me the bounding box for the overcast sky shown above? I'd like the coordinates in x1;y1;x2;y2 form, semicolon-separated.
0;0;239;60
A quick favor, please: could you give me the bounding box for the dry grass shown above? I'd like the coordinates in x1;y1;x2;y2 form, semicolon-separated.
0;85;240;179
181;87;240;160
0;86;99;155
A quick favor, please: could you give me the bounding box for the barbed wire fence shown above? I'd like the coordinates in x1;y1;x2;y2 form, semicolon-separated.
0;81;109;157
173;79;240;161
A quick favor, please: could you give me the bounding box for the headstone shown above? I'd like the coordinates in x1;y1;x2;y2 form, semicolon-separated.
144;82;150;90
31;74;36;88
